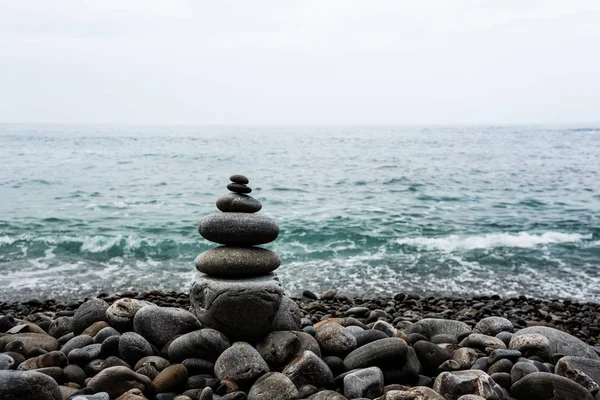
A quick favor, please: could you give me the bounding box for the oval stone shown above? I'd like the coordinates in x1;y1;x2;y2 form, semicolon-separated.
230;174;249;184
227;183;252;194
216;193;262;213
199;213;279;245
195;246;280;277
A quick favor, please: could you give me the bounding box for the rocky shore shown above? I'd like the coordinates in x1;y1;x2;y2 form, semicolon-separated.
2;289;600;400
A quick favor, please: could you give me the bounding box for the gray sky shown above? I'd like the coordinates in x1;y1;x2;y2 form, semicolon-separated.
1;1;599;124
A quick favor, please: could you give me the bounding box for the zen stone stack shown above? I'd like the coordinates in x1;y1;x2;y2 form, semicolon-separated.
190;174;301;341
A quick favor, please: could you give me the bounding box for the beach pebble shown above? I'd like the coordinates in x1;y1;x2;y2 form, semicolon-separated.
48;316;73;338
106;298;153;331
414;340;450;374
152;364;189;393
115;389;146;400
190;274;284;341
215;342;269;386
119;332;153;366
315;323;357;357
198;213;279;245
217;193;262;213
68;344;102;365
195;246;280;277
344;338;408;370
0;370;62;399
94;326;120;343
0;332;60;354
512;326;599;360
377;387;444;399
283;350;334;388
510;371;594;400
354;329;389;347
133;305;201;348
459;334;506;352
168;328;230;363
256;330;320;370
87;366;152;398
508;333;551;359
474;317;514;336
433;370;500;400
555;356;600;395
343;366;384;398
405;318;472;342
71;298;109;335
135;356;171;371
307;390;347;399
71;394;110;400
0;354;15;370
227;182;252;194
63;363;86;385
247;372;298;400
453;347;479;369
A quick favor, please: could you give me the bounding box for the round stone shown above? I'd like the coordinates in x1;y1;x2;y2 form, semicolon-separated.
199;213;279;245
215;342;269;386
133;305;201;349
87;366;152;398
0;370;62;399
248;372;298;400
228;182;252;194
230;174;249;184
195;246;281;277
216;193;262;213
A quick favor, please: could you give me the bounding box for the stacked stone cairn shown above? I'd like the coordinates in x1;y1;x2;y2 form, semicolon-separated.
190;174;301;341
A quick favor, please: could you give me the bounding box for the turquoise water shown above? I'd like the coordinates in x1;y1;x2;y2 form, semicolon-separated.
1;124;599;301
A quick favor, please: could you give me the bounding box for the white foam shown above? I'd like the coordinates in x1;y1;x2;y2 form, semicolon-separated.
394;231;592;252
0;235;16;245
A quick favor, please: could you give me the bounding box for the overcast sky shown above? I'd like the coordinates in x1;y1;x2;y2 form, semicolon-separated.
1;1;599;124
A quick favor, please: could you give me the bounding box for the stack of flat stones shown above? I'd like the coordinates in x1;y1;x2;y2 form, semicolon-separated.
190;174;301;341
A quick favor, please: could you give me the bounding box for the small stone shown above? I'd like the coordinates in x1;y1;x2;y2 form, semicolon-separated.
433;370;500;400
0;370;62;399
510;361;539;385
248;372;298;400
508;333;551;360
215;342;269;387
0;354;15;370
198;213;279;245
168;328;230;363
48;316;73;338
199;387;213;400
474;317;514;336
87;366;152;398
227;182;252;194
116;389;146;400
82;321;110;337
119;332;153;366
133;305;201;349
135;356;171;371
555;356;600;395
283;350;334;388
195;247;280;277
61;334;93;356
487;359;513;375
459;333;506;352
256;331;321;371
94;327;120;343
343;366;384;399
404;319;471;342
344;338;408;370
71;394;110;400
315;323;357;357
67;344;103;366
71;298;109;335
453;348;479;369
230;174;249;184
217;193;262;213
414;340;450;375
152;364;189;393
512;326;599;360
307;391;347;399
377;387;444;399
0;333;60;354
64;364;87;385
487;349;522;364
106;298;153;331
354;330;389;347
510;371;594;400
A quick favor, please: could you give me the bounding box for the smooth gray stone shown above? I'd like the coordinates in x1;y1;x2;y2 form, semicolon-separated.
133;305;201;348
215;342;269;386
71;298;109;335
433;370;500;400
307;390;347;399
414;340;450;375
510;361;538;385
404;318;472;341
70;394;110;400
106;298;154;331
61;334;93;356
198;213;279;245
230;174;249;184
168;329;230;363
453;347;479;369
378;387;444;399
0;354;15;370
48;316;73;338
199;386;214;400
87;366;152;398
94;327;120;344
189;274;284;341
488;349;522;364
271;296;302;332
354;329;389;347
487;359;513;375
256;331;320;371
248;372;298;400
384;346;420;384
0;370;61;399
63;364;86;385
68;343;102;366
512;326;599;360
496;331;514;347
508;333;550;360
343;366;383;399
315;323;357;357
510;371;594;400
216;193;262;213
343;338;408;370
134;356;171;371
556;356;600;395
118;332;153;366
474;317;514;336
0;333;60;354
195;246;280;277
283;350;334;388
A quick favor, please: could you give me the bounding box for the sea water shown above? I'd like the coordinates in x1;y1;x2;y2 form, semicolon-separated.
0;124;599;301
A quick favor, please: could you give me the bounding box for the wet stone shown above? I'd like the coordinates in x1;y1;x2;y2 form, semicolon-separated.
343;366;384;399
214;342;269;387
227;182;252;194
195;246;280;277
510;371;594;400
230;174;249;184
0;370;62;400
198;213;279;246
247;372;299;400
133;305;201;349
216;193;262;213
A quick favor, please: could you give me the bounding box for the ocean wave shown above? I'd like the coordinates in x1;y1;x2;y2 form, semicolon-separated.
394;231;593;252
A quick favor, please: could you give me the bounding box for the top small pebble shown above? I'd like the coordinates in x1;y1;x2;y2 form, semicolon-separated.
230;174;249;184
